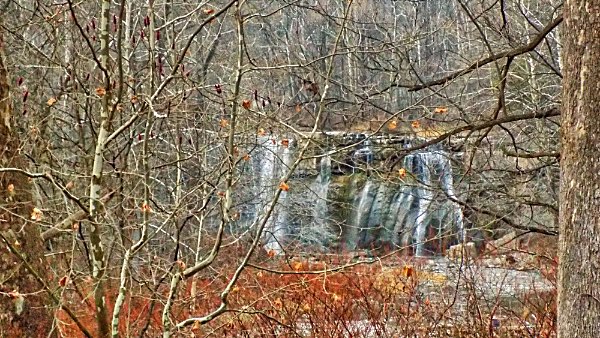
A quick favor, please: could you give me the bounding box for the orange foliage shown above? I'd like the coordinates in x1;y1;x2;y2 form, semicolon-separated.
95;87;106;97
52;247;557;338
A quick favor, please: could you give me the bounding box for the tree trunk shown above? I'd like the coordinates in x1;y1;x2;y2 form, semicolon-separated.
0;25;55;337
87;0;112;336
558;1;600;336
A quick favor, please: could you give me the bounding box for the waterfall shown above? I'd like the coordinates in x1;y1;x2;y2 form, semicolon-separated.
270;145;293;251
352;139;374;167
393;186;419;249
414;153;434;257
337;148;465;255
390;153;419;249
313;154;332;227
439;154;465;242
244;134;464;256
253;137;292;254
350;180;374;250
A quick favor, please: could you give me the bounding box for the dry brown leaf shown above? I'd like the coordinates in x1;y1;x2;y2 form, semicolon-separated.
31;207;43;221
242;100;251;110
141;202;152;213
47;97;57;106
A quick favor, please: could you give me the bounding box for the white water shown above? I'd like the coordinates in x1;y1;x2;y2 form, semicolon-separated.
352;180;374;249
312;155;332;227
414;153;434;256
255;137;293;254
439;153;465;242
249;135;464;256
347;150;464;256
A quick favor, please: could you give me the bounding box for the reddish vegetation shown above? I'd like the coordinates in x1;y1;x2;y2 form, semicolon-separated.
53;250;556;337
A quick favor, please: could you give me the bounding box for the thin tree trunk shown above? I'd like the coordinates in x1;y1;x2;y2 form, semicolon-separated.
558;1;600;337
88;0;112;336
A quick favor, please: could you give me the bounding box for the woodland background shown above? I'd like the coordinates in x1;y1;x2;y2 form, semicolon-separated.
0;0;563;336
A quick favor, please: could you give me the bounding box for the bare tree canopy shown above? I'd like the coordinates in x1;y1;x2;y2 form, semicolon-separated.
0;0;588;336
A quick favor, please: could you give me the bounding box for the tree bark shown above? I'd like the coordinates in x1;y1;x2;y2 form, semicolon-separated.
87;0;112;336
0;25;55;337
558;1;600;337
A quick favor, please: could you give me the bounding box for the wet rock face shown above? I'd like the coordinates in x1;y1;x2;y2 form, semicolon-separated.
336;151;464;256
233;134;466;256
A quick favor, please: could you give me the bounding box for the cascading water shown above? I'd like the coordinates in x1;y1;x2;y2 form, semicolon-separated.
413;153;434;256
344;148;464;255
351;179;375;250
440;156;465;242
245;134;464;256
313;154;332;227
269;145;293;252
251;137;292;254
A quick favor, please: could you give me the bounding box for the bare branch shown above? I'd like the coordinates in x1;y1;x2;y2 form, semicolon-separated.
389;15;563;92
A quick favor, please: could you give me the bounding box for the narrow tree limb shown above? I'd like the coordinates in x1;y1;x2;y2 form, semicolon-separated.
390;107;560;169
0;168;88;213
503;149;560;159
41;190;115;242
389;14;562;92
450;196;558;236
66;0;108;78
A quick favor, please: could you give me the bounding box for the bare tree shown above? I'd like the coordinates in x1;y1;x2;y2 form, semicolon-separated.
0;0;570;336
